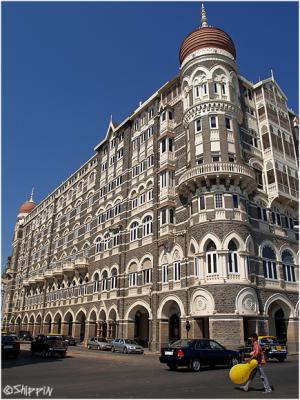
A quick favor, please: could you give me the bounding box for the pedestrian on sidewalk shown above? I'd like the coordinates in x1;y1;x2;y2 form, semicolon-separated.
240;333;273;393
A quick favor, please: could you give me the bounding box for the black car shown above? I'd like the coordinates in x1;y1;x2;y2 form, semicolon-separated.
31;334;67;357
62;335;76;346
2;335;20;359
18;331;33;341
159;339;240;371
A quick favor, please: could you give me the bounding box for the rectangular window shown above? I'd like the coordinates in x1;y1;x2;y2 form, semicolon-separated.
140;193;146;205
225;117;232;130
199;195;205;210
197;158;203;165
232;194;239;208
173;262;181;282
194;257;200;277
202;83;207;95
210;116;217;129
212;155;220;162
128;272;137;287
117;148;124;160
161;209;167;225
162;264;168;284
195;118;202;133
109;156;115;166
215;193;223;208
143;269;152;284
221;83;226;95
168;208;174;224
214;83;218;93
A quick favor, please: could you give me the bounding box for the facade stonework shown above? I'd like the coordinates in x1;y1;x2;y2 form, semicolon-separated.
3;7;299;352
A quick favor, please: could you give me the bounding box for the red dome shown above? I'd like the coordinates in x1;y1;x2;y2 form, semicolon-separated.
179;26;236;65
19;201;36;214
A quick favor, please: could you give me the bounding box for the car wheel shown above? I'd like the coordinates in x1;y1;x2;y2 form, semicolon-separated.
111;346;115;352
229;356;239;367
190;359;201;372
97;345;101;351
277;356;286;362
123;347;128;354
167;363;177;371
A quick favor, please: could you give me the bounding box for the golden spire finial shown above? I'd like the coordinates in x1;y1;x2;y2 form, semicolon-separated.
201;3;208;27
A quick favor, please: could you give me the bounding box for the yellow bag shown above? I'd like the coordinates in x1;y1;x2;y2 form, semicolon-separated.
229;359;258;385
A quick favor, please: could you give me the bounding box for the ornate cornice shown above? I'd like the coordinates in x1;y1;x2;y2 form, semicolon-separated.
183;101;243;127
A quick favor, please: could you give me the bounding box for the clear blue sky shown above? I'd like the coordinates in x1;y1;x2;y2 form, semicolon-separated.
2;1;299;269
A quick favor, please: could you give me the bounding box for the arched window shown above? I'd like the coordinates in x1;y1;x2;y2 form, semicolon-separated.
114;201;121;216
93;273;100;292
102;271;109;291
130;222;139;242
128;263;138;287
143;216;153;236
262;246;277;280
206;240;218;274
95;237;102;253
111;268;118;290
173;261;181;282
228;240;238;273
131;191;138;209
103;233;111;251
282;250;296;282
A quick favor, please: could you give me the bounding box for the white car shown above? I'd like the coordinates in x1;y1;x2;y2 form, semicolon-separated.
111;339;144;354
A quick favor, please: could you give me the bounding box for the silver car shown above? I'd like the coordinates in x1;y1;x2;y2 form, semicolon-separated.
111;339;144;354
87;337;112;351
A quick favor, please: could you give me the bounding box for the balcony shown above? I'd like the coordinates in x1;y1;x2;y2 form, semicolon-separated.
28;277;36;285
44;270;54;280
52;265;63;277
75;257;89;272
178;162;257;194
160;120;174;134
35;274;44;283
62;261;75;274
268;183;298;205
160;151;175;166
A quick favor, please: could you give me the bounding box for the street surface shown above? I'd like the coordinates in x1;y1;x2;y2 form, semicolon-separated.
2;345;299;398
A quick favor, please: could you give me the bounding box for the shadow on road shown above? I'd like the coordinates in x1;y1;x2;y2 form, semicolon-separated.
2;350;71;369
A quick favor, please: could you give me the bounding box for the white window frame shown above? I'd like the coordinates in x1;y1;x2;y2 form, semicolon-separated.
215;193;223;208
162;264;169;284
128;272;137;287
210;115;218;129
173;261;181;282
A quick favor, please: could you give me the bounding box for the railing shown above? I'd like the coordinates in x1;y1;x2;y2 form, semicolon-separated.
210;130;219;141
206;273;220;281
160;151;175;165
178;162;256;186
160;120;174;133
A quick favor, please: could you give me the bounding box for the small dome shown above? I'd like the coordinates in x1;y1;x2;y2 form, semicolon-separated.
179;26;236;65
19;201;36;214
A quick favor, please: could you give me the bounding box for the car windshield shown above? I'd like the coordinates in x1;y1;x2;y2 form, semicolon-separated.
46;336;62;341
124;340;138;345
260;338;279;345
170;340;193;348
97;338;107;342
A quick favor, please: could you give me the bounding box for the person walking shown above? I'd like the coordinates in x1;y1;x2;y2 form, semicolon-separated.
240;333;273;393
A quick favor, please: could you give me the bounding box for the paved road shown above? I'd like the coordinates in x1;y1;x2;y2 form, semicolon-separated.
2;345;299;398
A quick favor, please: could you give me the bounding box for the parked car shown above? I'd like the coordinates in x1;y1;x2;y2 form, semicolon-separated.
87;337;112;351
62;335;76;346
159;339;240;371
2;335;20;359
18;331;33;341
238;336;288;362
31;334;67;357
111;339;144;354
